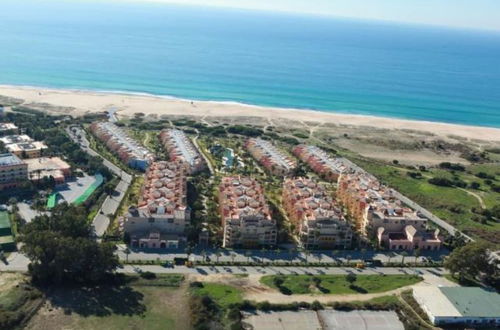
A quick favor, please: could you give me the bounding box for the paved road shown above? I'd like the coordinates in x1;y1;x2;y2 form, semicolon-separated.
116;245;446;265
17;203;48;223
119;265;447;276
66;126;132;237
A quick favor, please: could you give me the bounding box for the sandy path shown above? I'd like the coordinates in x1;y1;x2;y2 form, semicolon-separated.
1;85;500;142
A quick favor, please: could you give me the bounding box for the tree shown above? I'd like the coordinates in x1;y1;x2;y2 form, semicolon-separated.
444;242;495;283
413;248;421;266
345;273;357;284
20;204;119;284
215;250;222;263
230;253;237;264
245;250;252;263
124;247;131;263
400;251;409;265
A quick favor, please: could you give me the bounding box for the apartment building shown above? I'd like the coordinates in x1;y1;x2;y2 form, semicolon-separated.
90;122;154;171
125;161;190;248
283;177;352;249
245;138;296;176
0;153;28;190
292;145;349;182
159;129;206;174
338;172;442;250
219;176;277;248
0;123;18;136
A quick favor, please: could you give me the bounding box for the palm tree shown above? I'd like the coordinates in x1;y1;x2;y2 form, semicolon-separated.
201;250;207;262
331;250;339;266
245;250;252;263
387;251;395;265
360;248;367;262
401;251;409;265
230;253;237;264
124;247;131;263
215;250;222;263
413;248;421;266
346;254;352;266
304;249;311;264
261;247;267;263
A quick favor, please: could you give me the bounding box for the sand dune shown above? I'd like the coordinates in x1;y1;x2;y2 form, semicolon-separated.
1;85;499;142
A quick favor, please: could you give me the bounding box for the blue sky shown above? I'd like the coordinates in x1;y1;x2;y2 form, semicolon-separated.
127;0;500;31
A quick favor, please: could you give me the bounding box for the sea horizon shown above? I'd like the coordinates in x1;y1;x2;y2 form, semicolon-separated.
1;1;500;128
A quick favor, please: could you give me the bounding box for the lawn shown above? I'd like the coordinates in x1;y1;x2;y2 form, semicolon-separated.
260;274;422;295
190;283;243;308
25;274;191;330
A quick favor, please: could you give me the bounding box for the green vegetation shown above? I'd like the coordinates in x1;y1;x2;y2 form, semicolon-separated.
20;204;119;285
190;283;243;308
0;273;44;329
444;241;498;287
260;274;422;295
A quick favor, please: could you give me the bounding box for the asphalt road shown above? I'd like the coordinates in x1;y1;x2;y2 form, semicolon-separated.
66;126;132;237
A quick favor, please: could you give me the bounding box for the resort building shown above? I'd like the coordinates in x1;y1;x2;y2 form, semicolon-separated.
338;172;442;250
159;129;206;174
125;161;190;248
0;153;28;190
24;157;71;184
292;145;349;182
0;123;18;136
245;138;296;176
90;122;154;171
282;177;352;249
6;141;48;158
219;176;277;248
413;286;500;327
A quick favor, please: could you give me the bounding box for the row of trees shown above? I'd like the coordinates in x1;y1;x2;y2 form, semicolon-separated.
20;204;119;285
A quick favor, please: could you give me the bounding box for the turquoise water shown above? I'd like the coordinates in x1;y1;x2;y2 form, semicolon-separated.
1;1;500;127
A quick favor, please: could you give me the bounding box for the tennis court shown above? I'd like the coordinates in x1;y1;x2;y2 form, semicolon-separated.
74;174;104;205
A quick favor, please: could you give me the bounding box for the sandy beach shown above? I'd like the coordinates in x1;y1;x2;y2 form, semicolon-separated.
1;85;500;142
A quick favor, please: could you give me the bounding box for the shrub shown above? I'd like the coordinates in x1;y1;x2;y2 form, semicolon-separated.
140;271;156;279
190;281;204;288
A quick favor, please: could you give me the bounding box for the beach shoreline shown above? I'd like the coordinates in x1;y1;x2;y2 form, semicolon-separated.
1;84;500;142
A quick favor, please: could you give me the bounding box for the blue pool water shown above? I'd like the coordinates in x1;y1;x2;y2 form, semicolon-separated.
0;0;499;127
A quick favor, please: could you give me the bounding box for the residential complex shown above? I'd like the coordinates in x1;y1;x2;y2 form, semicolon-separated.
90;122;154;171
125;161;190;248
245;138;296;176
292;145;349;182
282;177;352;249
159;129;206;174
0;153;28;190
25;157;71;184
413;287;500;326
338;172;442;251
219;176;277;248
0;123;18;136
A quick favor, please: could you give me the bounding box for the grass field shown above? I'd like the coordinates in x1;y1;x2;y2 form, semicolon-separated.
25;274;190;330
260;274;422;295
190;283;243;308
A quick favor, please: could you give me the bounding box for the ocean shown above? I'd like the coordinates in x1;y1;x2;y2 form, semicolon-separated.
1;0;499;127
